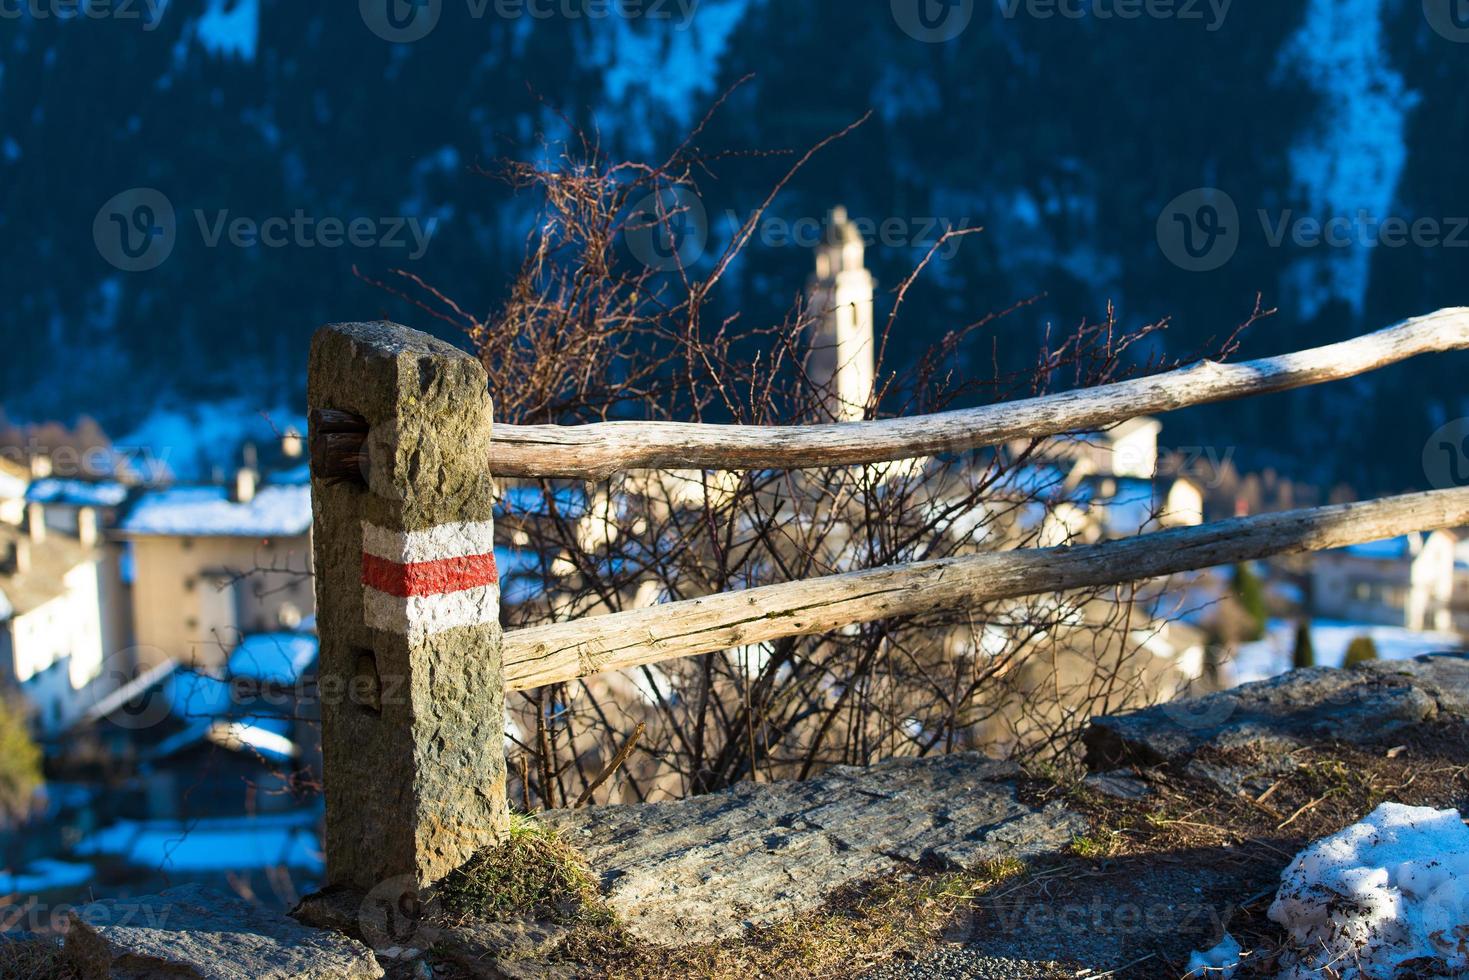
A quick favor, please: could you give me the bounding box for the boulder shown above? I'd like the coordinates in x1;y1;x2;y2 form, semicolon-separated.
546;753;1084;946
64;884;383;979
1084;653;1469;770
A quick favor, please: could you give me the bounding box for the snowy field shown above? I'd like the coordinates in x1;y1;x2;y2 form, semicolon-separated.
1229;619;1464;686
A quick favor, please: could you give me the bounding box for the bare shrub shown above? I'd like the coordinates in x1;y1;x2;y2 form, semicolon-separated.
365;83;1264;808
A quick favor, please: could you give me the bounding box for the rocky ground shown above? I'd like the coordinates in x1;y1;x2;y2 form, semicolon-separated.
7;654;1469;979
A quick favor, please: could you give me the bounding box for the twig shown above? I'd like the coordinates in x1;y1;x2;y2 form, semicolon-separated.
1278;793;1332;831
575;723;645;808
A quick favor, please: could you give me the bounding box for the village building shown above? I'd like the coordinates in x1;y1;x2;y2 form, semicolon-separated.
1312;531;1458;633
0;505;119;738
117;468;313;671
25;477;129;537
0;456;28;526
806;207;877;422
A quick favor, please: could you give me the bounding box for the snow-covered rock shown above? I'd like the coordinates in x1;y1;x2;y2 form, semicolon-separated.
1268;802;1469;978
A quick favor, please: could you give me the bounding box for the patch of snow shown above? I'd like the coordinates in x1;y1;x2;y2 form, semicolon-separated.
117;400;306;484
1230;619;1462;685
0;469;28;500
496;485;588;519
629;663;678;706
194;0;259;61
1268;802;1469;977
1344;536;1413;561
1274;0;1416;320
497;546;549;606
585;0;754;153
270;462;311;485
1185;932;1241;978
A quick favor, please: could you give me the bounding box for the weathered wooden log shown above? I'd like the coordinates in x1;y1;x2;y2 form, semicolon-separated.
488;308;1469;479
502;486;1469;691
308;408;370;486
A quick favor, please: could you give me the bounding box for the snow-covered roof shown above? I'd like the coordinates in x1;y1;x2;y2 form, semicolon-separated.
117;400;308;484
75;809;322;874
212;719;297;762
163;669;235;722
1344;535;1413;560
0;524;94;615
228;633;318;686
119;484;311;538
1341;531;1454;562
0;857;94;895
25;478;128;508
146;715;298;765
498;546;550;606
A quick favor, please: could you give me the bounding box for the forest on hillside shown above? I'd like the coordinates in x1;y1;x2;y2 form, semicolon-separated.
3;0;1468;491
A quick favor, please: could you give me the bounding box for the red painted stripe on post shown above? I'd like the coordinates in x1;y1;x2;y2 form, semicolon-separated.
362;551;500;598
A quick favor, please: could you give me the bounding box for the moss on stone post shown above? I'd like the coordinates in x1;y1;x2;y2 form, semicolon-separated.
308;321;507;892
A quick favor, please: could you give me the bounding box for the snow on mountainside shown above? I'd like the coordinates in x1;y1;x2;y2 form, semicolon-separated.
1;3;1463;491
1275;0;1415;320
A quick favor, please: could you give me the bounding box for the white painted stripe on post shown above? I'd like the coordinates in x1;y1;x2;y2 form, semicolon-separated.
364;582;500;643
361;520;497;564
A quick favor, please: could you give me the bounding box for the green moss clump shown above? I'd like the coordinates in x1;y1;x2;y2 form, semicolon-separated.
438;814;611;927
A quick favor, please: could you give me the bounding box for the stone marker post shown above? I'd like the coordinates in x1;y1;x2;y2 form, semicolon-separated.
308;321;507;893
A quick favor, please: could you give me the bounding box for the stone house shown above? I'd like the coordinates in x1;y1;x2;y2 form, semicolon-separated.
1311;531;1457;633
117;470;313;671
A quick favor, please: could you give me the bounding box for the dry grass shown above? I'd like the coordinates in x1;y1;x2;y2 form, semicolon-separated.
0;936;74;980
542;855;1044;979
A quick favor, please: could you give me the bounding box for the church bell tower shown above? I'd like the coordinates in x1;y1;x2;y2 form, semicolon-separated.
805;206;876;422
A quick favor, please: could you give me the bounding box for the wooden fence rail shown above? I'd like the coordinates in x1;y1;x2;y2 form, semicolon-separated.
502;486;1469;690
488;308;1469;479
